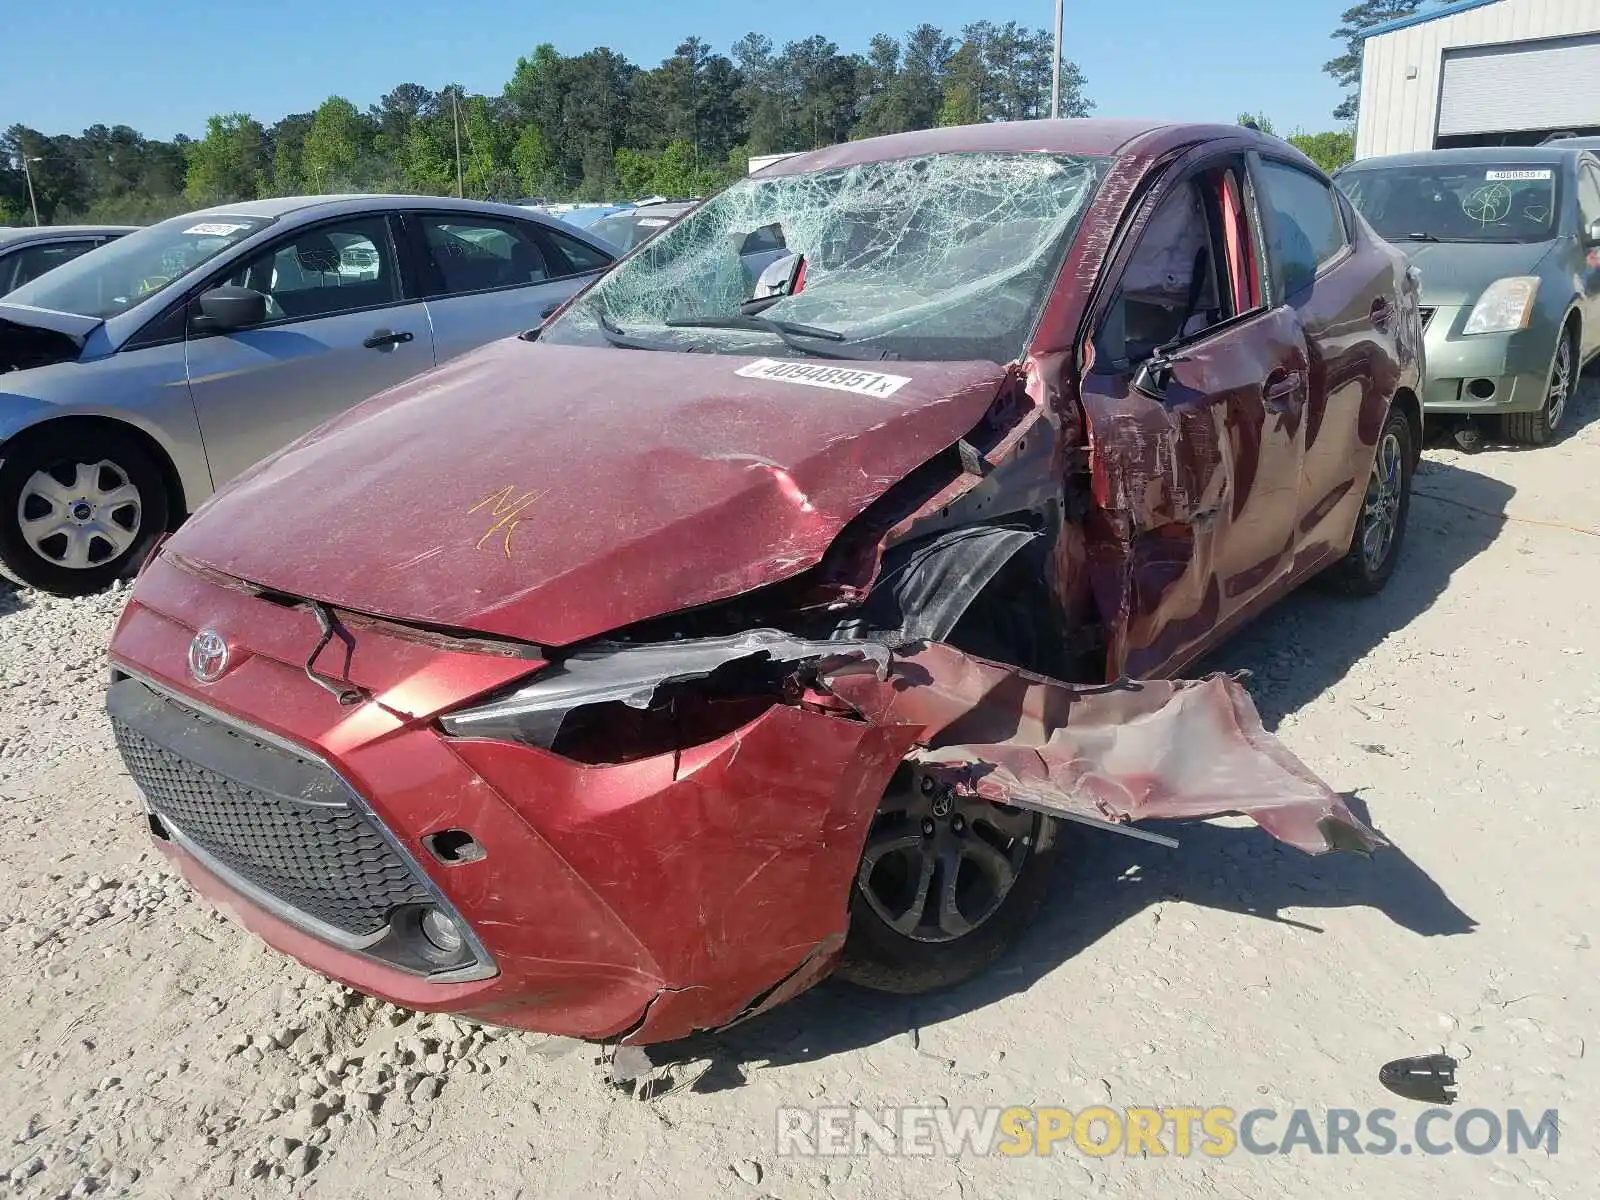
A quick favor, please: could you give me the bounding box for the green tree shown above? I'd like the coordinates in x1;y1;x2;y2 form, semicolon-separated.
1325;1;1440;122
1237;111;1279;135
512;124;555;196
1289;128;1356;173
183;113;268;206
301;96;373;192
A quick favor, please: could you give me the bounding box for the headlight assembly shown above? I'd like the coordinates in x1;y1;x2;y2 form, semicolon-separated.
1461;276;1540;335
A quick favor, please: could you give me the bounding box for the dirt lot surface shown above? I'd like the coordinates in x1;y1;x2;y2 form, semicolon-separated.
1;376;1595;1199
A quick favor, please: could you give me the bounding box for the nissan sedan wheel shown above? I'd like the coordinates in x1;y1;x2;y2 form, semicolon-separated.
1503;330;1576;447
835;764;1063;994
0;425;169;596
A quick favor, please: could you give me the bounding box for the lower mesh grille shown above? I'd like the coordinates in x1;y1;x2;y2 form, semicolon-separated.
110;682;433;939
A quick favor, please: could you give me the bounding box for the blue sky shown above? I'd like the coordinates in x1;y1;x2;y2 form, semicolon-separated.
3;0;1352;140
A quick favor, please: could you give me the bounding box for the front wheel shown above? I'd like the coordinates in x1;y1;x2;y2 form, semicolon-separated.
834;764;1063;994
0;425;170;596
1327;406;1413;597
1502;328;1575;446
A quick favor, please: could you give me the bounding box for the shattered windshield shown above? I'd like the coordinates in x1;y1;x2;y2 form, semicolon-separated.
541;152;1109;363
1340;163;1563;244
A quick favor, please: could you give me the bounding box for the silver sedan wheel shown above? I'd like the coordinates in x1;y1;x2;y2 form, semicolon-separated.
856;770;1036;944
1361;430;1403;574
1546;336;1573;432
17;460;143;570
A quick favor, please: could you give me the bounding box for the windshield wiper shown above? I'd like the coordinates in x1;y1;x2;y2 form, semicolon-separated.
597;313;684;353
1400;232;1442;242
665;315;899;361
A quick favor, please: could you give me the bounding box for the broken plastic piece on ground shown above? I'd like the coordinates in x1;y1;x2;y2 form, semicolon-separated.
823;641;1383;856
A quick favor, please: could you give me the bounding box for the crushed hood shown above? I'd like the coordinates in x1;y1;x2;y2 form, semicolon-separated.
166;340;1008;645
1400;239;1555;307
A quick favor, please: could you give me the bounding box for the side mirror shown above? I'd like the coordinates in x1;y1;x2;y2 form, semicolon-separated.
196;285;267;331
1131;344;1189;400
1585;218;1600;247
741;252;804;315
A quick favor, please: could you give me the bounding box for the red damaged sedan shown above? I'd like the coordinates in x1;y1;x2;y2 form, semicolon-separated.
106;119;1423;1048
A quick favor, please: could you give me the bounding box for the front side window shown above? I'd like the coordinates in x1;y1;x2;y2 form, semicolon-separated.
1578;164;1600;227
4;214;271;319
420;217;550;296
541;151;1110;364
224;217;400;321
1257;160;1348;297
1339;161;1562;247
1096;160;1264;370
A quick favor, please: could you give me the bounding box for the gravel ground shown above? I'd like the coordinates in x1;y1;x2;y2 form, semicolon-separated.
1;375;1596;1199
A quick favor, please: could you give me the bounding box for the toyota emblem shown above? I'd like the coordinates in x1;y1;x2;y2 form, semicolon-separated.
187;629;230;684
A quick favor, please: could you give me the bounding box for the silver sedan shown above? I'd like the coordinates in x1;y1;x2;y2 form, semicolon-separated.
0;195;614;595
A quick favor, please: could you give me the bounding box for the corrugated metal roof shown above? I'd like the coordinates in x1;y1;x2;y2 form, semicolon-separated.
1361;0;1505;40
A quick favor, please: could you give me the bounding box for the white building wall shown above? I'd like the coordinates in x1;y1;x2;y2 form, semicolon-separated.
1356;0;1600;159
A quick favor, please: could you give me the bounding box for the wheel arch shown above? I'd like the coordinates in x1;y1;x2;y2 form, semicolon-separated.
1389;384;1423;467
0;414;189;531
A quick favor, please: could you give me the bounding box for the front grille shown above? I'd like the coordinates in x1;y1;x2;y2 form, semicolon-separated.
109;680;434;940
1419;306;1436;330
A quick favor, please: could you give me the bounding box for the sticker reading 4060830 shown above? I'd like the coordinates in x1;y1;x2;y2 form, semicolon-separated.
1485;169;1553;181
736;358;911;398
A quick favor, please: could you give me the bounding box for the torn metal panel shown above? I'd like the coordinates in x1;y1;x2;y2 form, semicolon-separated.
824;641;1381;856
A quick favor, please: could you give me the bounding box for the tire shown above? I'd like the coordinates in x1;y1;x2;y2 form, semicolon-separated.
1327;405;1413;597
1502;327;1576;446
0;424;170;597
834;765;1065;994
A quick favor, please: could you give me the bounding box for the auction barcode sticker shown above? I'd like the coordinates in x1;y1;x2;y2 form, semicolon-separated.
1485;170;1553;181
735;358;911;397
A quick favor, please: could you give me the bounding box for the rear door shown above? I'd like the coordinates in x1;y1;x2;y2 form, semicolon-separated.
1076;149;1310;679
1254;155;1392;572
184;212;434;487
407;213;612;365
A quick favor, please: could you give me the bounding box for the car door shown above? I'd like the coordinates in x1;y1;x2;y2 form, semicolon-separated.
183;212;434;488
1576;159;1600;358
408;213;612;365
1076;150;1310;680
1253;154;1395;574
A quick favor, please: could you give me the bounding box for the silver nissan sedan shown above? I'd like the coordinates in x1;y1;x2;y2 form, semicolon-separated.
0;195;613;595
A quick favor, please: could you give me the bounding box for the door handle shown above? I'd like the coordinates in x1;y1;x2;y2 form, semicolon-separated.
363;329;414;350
1264;367;1304;406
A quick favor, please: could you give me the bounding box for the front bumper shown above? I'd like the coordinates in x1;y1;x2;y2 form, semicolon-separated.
107;556;914;1043
1420;306;1555;415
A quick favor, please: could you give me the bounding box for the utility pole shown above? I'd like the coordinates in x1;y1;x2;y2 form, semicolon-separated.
1051;0;1064;119
21;155;42;226
451;92;464;198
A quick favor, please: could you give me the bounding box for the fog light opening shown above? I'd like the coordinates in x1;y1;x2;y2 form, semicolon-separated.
419;908;464;955
147;812;170;841
1468;377;1497;400
424;829;485;865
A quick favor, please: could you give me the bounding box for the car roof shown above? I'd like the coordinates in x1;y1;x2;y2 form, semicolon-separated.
1342;146;1576;171
756;118;1276;177
180;194;605;231
0;224;137;247
1547;136;1600;150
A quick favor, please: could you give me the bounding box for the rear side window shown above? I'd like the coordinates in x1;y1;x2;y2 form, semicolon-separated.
541;227;611;276
421;216;551;296
1257;160;1348;297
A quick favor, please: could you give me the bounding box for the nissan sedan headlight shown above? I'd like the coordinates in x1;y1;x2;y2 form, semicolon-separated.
1461;276;1540;335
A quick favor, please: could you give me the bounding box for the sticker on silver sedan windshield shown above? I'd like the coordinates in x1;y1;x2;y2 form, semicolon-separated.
183;221;252;236
735;358;911;397
1484;170;1553;181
